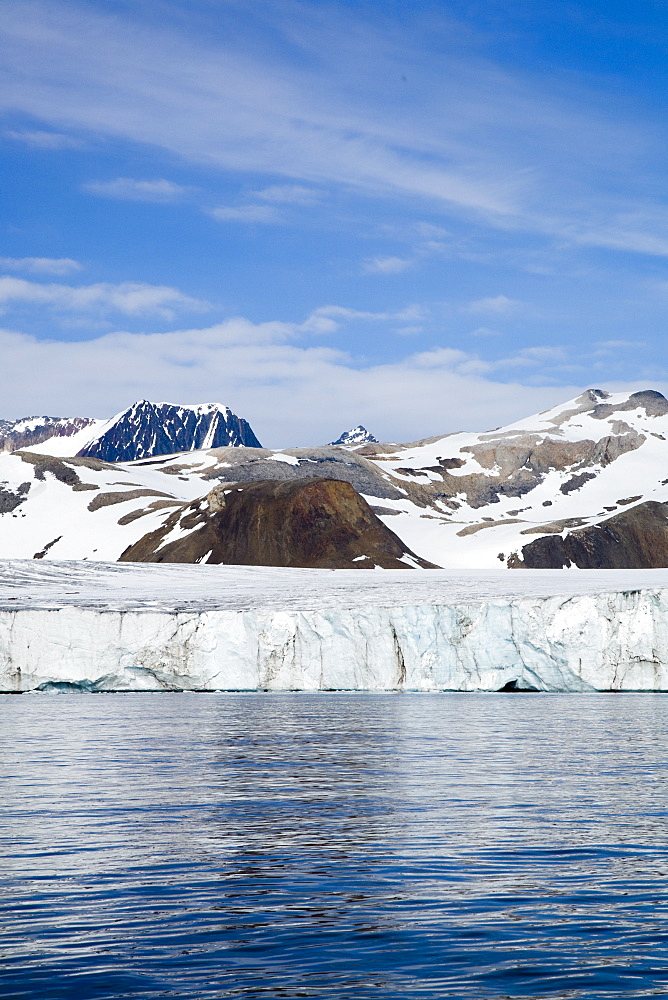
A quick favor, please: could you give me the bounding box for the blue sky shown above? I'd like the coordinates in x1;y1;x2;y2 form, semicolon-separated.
1;0;668;445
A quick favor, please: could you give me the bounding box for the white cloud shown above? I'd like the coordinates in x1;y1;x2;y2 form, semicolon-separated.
0;257;82;275
464;295;523;315
0;297;663;443
2;0;666;256
362;256;413;275
595;339;644;349
0;2;530;226
252;185;320;205
83;178;192;202
569;226;668;257
3;129;81;148
414;223;449;240
301;303;427;333
521;345;566;361
468;326;499;337
0;317;589;446
211;204;279;223
2;1;667;260
0;277;209;319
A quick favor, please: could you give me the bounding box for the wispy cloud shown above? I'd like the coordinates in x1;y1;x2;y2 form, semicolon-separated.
302;303;426;333
211;204;279;223
0;277;209;319
362;256;413;275
521;345;567;362
0;2;527;223
0;257;82;275
252;185;320;205
1;0;664;257
468;326;500;337
592;339;646;355
212;186;319;223
3;129;82;149
464;295;523;315
595;339;644;349
83;178;192;202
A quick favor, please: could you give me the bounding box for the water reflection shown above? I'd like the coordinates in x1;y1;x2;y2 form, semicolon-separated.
2;693;668;998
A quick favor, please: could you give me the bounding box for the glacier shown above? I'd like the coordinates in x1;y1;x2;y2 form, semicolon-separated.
3;561;668;692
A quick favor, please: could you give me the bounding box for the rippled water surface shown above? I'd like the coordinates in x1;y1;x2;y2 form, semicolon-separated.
3;693;668;999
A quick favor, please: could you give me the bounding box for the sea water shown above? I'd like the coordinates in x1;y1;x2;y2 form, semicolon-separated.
2;692;668;999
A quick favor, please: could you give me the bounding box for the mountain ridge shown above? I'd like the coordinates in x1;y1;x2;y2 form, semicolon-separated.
77;399;262;461
0;400;262;460
1;387;668;568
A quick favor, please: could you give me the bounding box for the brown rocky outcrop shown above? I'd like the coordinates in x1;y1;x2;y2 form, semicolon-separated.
119;478;439;569
509;501;668;568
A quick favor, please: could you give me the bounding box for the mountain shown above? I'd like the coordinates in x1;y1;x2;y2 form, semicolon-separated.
77;400;262;461
0;400;261;460
119;478;435;569
2;387;668;568
350;387;668;568
0;416;99;455
330;425;378;448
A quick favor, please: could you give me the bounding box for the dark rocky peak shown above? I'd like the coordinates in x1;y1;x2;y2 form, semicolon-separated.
510;501;668;569
330;425;378;447
77;400;262;462
591;389;668;420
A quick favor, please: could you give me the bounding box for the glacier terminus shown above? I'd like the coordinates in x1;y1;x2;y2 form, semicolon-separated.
3;561;668;693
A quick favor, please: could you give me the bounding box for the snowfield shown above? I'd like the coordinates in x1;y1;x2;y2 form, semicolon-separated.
2;387;668;569
3;560;668;692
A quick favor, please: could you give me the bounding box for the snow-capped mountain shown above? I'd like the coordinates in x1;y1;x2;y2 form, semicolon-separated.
352;387;668;568
0;416;99;455
2;387;668;568
77;400;262;461
330;425;378;447
0;400;262;460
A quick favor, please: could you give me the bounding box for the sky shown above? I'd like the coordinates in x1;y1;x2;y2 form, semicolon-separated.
1;0;668;446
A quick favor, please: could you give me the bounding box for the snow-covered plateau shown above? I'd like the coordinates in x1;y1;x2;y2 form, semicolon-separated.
3;560;668;693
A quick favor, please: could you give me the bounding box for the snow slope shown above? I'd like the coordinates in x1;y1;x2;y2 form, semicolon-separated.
356;388;668;567
2;561;668;691
0;416;101;455
2;387;668;568
27;422;107;456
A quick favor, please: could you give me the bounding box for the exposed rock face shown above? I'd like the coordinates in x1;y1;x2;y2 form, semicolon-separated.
589;389;668;420
175;445;406;501
330;425;378;447
511;502;668;568
15;451;109;490
0;416;97;453
3;386;668;569
120;478;437;569
434;430;646;508
78;400;261;462
0;482;30;514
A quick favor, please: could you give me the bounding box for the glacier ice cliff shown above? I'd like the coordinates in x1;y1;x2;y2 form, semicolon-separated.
2;562;668;692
